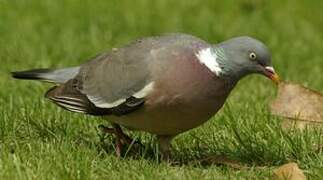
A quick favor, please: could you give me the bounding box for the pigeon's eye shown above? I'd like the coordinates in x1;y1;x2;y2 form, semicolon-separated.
249;52;257;60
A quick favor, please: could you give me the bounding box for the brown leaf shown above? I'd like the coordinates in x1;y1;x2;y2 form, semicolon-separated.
270;82;323;129
273;163;306;180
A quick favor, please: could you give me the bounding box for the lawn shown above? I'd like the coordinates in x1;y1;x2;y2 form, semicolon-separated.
1;0;323;179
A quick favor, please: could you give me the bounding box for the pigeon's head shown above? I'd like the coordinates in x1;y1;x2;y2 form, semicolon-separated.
208;36;279;84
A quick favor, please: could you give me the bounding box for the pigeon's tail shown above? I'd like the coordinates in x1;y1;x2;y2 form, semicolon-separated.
11;66;80;84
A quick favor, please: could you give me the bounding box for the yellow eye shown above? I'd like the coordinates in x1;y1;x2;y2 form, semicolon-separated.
249;52;257;60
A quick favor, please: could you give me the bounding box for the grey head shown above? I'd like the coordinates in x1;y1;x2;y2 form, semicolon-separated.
199;36;279;83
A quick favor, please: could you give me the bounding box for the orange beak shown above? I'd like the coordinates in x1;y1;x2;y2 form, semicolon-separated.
264;66;280;84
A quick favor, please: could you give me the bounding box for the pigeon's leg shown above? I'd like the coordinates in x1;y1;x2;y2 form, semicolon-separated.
112;124;143;155
99;125;123;157
99;124;134;145
157;135;174;161
99;123;139;157
112;124;133;145
115;133;122;157
99;124;130;157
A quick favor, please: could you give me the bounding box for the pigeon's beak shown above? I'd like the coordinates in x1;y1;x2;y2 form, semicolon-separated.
263;66;280;84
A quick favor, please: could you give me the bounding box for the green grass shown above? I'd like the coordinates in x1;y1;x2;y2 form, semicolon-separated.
1;0;323;179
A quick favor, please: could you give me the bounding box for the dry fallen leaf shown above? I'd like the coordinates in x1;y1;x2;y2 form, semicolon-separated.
273;162;306;180
271;82;323;129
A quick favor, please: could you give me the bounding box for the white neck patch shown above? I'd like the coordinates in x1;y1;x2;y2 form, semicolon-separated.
195;47;222;76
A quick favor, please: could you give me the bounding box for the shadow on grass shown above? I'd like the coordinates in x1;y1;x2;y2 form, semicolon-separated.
95;128;262;169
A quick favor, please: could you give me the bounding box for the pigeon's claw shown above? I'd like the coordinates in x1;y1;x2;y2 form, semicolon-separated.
99;124;141;157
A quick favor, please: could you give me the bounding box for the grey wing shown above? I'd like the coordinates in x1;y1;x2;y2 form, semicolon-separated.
79;42;155;109
45;39;156;115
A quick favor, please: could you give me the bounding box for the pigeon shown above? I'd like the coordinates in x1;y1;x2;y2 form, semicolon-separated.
12;33;279;159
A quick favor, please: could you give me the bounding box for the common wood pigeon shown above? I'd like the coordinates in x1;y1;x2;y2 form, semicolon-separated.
12;33;279;159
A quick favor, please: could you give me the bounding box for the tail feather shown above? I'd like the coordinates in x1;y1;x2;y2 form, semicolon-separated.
11;69;53;80
11;66;80;84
